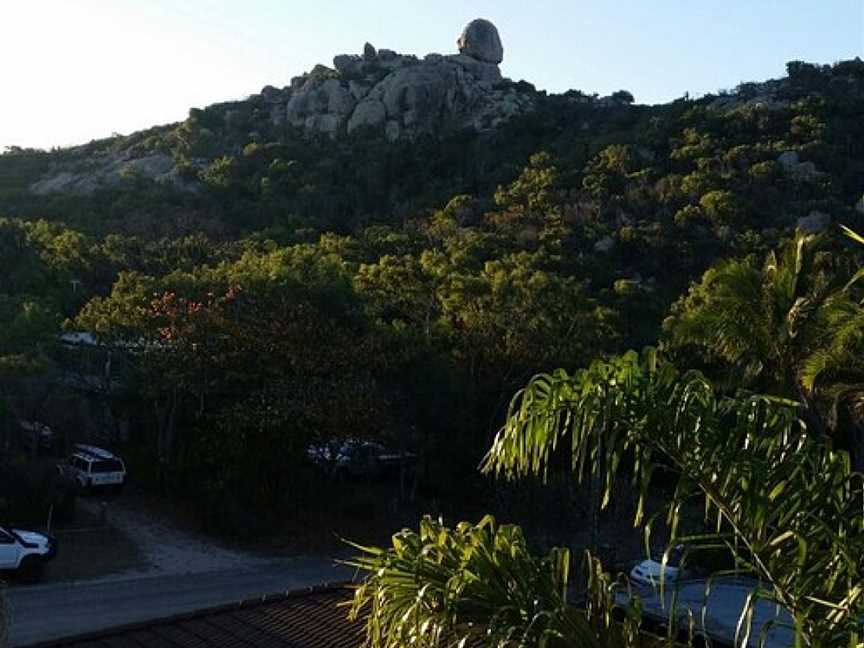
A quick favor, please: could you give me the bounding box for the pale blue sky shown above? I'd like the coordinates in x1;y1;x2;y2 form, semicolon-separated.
1;0;862;151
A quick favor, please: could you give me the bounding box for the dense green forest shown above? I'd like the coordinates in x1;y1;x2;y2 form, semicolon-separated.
1;57;863;538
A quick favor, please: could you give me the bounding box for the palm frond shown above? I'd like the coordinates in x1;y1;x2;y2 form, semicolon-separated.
841;225;864;247
484;349;864;646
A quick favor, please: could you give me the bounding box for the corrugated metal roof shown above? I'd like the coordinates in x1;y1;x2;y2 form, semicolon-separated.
22;585;365;648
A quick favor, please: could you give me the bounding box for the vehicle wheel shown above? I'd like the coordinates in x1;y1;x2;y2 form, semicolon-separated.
17;557;44;584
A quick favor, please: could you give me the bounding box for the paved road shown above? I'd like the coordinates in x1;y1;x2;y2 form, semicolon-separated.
6;556;353;647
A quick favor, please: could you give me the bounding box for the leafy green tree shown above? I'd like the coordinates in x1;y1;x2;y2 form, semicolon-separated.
611;90;635;104
355;254;438;338
488;152;569;247
698;189;743;225
199;155;237;189
76;244;390;531
670;128;717;164
0;219;88;460
435;252;618;386
582;145;639;203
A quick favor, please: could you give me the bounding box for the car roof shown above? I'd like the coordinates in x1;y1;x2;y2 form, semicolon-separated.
74;444;119;460
19;420;53;433
618;577;795;647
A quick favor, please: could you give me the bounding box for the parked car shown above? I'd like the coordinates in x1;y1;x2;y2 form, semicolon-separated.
18;420;56;451
0;524;57;582
57;444;127;493
629;544;687;587
615;576;795;648
307;439;416;479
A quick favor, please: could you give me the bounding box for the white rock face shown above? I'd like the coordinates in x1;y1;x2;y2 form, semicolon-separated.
30;153;184;196
777;151;800;169
777;151;825;182
457;18;504;64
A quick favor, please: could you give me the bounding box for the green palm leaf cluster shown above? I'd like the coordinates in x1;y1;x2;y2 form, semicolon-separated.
800;297;864;420
345;515;605;648
799;227;864;438
664;232;861;406
483;348;864;646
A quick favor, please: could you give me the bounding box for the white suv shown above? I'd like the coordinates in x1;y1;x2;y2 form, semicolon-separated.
0;524;57;582
60;445;127;493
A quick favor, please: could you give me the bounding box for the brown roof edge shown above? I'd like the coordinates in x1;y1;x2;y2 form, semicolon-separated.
20;580;358;648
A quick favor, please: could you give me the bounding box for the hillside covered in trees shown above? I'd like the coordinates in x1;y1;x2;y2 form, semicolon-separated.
1;50;864;541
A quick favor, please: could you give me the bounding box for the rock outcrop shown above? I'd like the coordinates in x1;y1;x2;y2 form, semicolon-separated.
776;150;826;182
594;236;616;254
266;18;530;142
29;152;189;196
797;210;832;233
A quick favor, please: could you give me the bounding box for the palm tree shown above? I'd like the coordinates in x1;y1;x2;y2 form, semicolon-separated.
664;231;861;437
801;226;864;470
799;297;864;468
350;349;864;647
482;349;863;646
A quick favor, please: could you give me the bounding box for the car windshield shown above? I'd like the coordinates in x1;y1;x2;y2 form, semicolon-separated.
92;459;123;473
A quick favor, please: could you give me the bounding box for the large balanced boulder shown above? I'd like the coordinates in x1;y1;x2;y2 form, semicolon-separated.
457;19;504;64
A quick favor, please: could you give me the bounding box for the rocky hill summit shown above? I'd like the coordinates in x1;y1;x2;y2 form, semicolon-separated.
261;18;531;141
17;20;864;199
28;18;541;195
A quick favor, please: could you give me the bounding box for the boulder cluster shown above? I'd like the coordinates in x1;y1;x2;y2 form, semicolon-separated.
260;18;533;141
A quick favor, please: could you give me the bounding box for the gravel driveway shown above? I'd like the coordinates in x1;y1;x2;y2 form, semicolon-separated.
77;497;271;577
